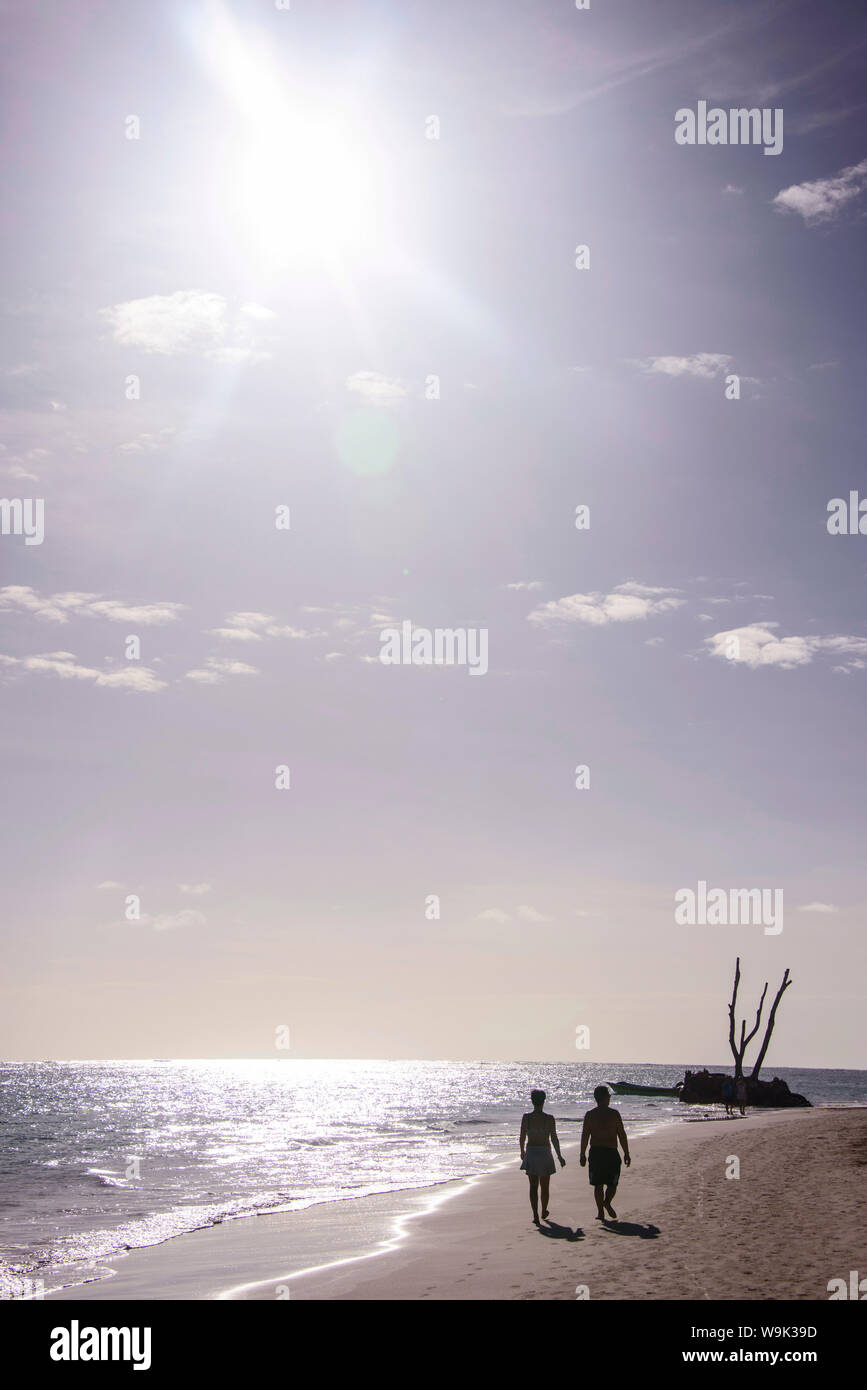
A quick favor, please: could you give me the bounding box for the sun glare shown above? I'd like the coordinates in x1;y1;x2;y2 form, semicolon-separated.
198;4;379;272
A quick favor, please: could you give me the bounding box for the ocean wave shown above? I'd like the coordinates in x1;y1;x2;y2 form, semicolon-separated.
84;1169;129;1188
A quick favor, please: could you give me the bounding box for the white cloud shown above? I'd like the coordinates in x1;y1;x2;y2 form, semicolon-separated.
797;902;839;914
179;883;211;896
722;184;744;195
95;667;168;691
100;290;227;355
119;429;176;455
85;599;185;625
2;446;46;480
0;651;167;691
705;624;867;670
773;158;867;225
645;636;664;647
324;652;344;661
211;611;320;641
210;626;262;642
239;303;277;320
346;371;407;405
633;353;732;379
225;611;272;628
474;908;511;923
210;611;270;641
153;908;207;932
0;586;183;626
516;905;552;923
97;880;121;890
528;581;684;627
184;657;259;685
507;581;544;591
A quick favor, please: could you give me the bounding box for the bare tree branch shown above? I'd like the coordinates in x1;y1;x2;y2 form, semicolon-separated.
728;957;742;1075
750;970;792;1081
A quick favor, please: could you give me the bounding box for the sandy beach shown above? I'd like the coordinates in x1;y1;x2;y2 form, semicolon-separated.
47;1107;865;1302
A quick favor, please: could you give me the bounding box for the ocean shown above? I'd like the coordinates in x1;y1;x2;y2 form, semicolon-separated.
1;1058;864;1299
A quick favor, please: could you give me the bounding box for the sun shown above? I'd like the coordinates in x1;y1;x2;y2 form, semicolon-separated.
196;2;380;273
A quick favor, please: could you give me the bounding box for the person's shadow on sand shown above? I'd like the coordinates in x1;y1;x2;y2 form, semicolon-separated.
601;1220;660;1239
537;1220;584;1241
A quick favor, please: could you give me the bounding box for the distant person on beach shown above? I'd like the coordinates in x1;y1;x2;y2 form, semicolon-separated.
722;1077;735;1116
736;1077;748;1116
580;1085;631;1221
519;1089;565;1224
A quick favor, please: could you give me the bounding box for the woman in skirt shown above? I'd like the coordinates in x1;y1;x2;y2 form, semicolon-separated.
519;1089;565;1223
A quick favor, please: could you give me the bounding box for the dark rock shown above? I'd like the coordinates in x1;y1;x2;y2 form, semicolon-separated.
678;1069;811;1107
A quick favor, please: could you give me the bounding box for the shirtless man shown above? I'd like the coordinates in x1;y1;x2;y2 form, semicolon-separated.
580;1085;631;1221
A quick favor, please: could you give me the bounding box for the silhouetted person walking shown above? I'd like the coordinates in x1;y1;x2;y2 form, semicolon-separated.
580;1085;631;1220
519;1089;565;1224
736;1076;748;1116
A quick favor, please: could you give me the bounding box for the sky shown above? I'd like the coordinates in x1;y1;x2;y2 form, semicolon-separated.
1;0;865;1065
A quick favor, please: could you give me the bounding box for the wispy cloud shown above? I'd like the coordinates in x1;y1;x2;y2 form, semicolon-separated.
119;428;177;455
179;883;211;895
100;291;274;361
100;290;227;355
0;652;166;691
631;353;732;379
210;611;322;641
772;157;867;225
528;581;684;627
183;657;259;685
705;624;867;670
516;905;552;923
152;908;207;932
1;444;47;480
797;902;839;914
346;371;407;406
0;586;184;625
239;302;276;321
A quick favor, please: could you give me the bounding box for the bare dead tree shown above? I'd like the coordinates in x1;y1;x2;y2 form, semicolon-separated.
750;968;793;1081
727;957;767;1080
